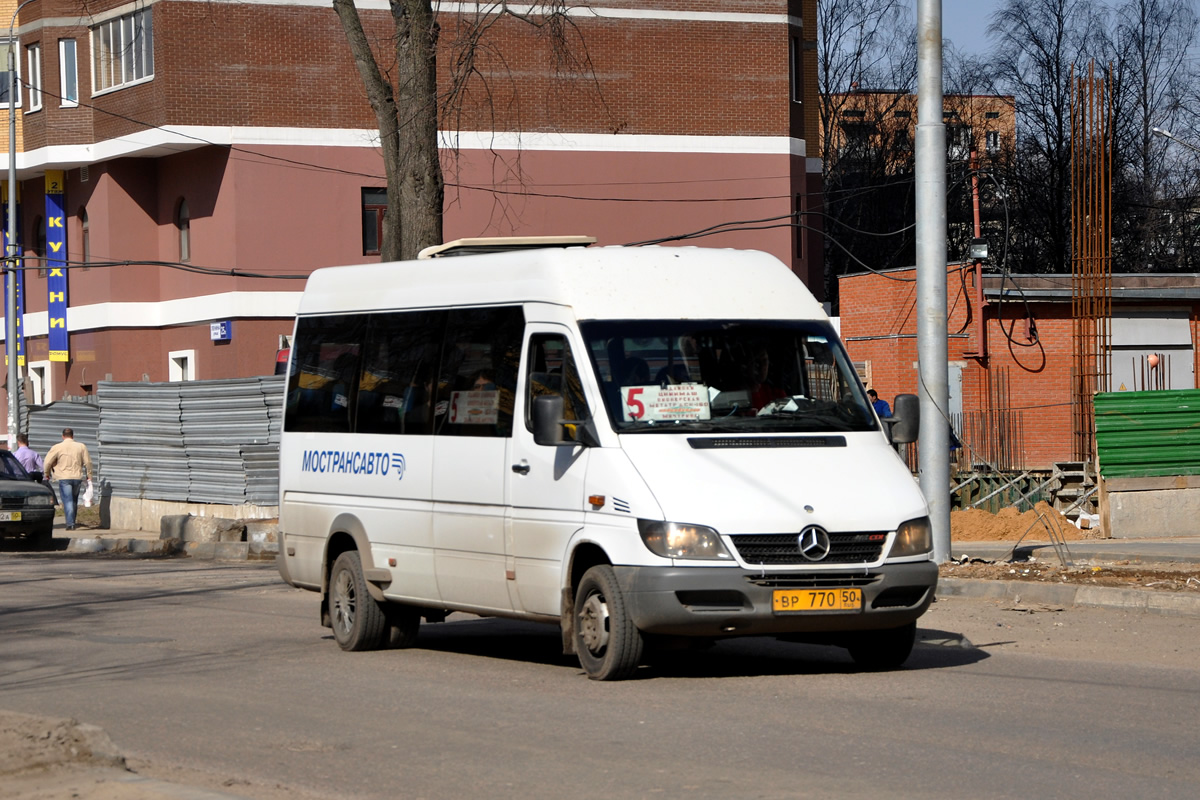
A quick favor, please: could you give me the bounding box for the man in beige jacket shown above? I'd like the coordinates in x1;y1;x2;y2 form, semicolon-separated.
43;428;93;531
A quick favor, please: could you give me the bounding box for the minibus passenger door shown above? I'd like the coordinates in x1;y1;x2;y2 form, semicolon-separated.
508;328;593;616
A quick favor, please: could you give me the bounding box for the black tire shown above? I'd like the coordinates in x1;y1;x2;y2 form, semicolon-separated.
386;605;421;649
29;525;54;551
328;551;388;651
573;565;643;681
846;622;917;670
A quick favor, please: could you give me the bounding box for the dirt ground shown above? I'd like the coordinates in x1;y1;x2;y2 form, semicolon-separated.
0;710;154;800
946;502;1200;592
951;501;1096;542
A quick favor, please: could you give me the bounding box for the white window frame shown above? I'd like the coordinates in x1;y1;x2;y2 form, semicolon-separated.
1;37;21;109
169;349;196;381
28;360;52;405
25;43;41;112
91;8;154;96
986;130;1000;156
58;39;78;108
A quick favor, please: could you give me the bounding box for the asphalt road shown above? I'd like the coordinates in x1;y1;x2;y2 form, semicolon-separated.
2;554;1199;800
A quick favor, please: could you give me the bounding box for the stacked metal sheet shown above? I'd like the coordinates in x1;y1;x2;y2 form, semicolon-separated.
35;377;287;508
179;377;282;504
27;400;100;460
97;381;187;501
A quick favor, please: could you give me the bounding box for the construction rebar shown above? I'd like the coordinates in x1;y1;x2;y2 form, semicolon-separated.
1070;62;1113;463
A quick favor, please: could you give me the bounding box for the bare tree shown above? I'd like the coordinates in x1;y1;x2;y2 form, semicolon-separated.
1107;0;1199;271
331;2;593;261
816;0;916;303
988;0;1105;274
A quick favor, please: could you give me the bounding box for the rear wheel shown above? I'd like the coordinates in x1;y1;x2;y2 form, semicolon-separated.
386;605;421;649
846;622;916;670
574;565;643;681
328;551;388;651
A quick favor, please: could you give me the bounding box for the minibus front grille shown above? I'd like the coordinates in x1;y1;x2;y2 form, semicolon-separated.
745;574;879;589
729;532;886;565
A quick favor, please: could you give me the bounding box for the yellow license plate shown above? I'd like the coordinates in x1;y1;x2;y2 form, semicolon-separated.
0;511;21;521
773;588;861;612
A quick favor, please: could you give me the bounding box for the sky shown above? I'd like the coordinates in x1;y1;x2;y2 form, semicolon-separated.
943;0;1002;56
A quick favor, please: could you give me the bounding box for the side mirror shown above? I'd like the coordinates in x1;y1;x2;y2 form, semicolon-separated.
887;393;920;444
533;395;566;446
532;394;600;448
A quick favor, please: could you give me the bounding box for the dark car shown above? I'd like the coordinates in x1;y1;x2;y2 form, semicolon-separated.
0;449;57;549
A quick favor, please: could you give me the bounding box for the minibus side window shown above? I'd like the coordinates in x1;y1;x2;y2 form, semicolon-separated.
434;306;523;437
525;334;588;429
356;310;445;436
284;315;366;433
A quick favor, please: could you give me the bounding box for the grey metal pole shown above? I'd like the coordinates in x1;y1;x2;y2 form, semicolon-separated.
915;0;951;562
5;15;20;450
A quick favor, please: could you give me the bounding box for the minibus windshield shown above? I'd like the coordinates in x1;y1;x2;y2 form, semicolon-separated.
579;320;879;434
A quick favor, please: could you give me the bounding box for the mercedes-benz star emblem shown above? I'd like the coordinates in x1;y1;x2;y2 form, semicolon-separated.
798;526;832;562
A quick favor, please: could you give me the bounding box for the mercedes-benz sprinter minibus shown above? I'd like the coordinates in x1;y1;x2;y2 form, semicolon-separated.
276;239;936;680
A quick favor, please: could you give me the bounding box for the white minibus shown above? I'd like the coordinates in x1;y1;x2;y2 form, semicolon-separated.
276;239;936;680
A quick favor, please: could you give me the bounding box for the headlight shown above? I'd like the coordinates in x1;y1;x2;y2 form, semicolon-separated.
891;516;932;557
637;520;732;560
24;492;55;507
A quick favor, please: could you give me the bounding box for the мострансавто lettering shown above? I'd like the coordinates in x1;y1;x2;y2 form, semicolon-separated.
301;450;405;480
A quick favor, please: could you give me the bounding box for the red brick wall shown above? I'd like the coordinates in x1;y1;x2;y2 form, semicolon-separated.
21;3;797;145
838;263;1078;468
840;267;1200;470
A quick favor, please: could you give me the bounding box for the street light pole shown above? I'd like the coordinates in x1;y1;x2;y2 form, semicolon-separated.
1152;126;1200;155
5;0;35;449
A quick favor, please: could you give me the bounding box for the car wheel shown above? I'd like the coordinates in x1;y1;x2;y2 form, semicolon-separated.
328;551;388;651
386;605;421;649
30;525;54;551
574;565;643;681
846;622;917;670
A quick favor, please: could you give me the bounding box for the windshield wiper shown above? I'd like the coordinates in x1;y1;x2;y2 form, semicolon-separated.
618;419;746;434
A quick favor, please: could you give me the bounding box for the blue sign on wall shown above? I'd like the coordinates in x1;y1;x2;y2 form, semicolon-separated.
45;171;69;362
210;320;232;341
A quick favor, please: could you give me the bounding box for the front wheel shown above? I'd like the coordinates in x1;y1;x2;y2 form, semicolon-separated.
328;551;388;651
846;622;916;670
29;524;54;551
574;565;643;681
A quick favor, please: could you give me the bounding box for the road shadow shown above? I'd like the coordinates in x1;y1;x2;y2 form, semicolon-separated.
358;617;990;679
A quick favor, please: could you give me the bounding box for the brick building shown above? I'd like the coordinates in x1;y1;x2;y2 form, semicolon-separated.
0;0;822;430
839;266;1200;470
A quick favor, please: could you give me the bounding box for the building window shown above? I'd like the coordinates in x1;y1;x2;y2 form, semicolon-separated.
985;111;1000;119
92;8;154;94
59;39;78;107
79;208;90;270
176;198;190;262
0;38;21;108
25;44;41;111
28;361;51;405
362;188;387;256
794;194;805;259
790;35;802;103
986;130;1000;156
33;215;45;277
947;125;971;161
169;350;196;381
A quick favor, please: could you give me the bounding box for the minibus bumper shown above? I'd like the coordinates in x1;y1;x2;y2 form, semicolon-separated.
614;561;938;637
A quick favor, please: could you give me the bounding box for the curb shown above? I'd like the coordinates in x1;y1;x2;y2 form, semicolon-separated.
63;537;277;561
937;577;1200;617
